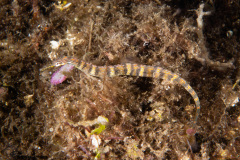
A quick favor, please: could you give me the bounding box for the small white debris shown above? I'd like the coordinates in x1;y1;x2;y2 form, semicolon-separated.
91;135;101;149
34;145;41;150
55;1;72;10
226;30;233;38
74;17;78;21
50;40;60;50
231;97;239;107
62;3;72;10
49;128;54;132
96;116;109;125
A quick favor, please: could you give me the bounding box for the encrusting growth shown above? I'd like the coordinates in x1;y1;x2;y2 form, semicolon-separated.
41;56;201;125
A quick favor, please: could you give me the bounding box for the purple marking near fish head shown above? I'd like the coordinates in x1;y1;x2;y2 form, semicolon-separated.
50;64;74;85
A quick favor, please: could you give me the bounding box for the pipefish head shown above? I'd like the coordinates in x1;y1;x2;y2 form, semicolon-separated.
40;57;78;71
40;58;67;72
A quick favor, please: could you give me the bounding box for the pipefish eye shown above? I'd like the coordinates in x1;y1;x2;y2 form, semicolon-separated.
55;62;64;67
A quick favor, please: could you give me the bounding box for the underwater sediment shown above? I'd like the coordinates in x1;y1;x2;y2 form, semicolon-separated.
0;0;240;159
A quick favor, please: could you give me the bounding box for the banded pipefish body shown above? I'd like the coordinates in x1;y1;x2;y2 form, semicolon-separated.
41;56;201;125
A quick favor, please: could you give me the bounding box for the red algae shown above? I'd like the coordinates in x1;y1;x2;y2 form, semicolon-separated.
50;64;74;85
